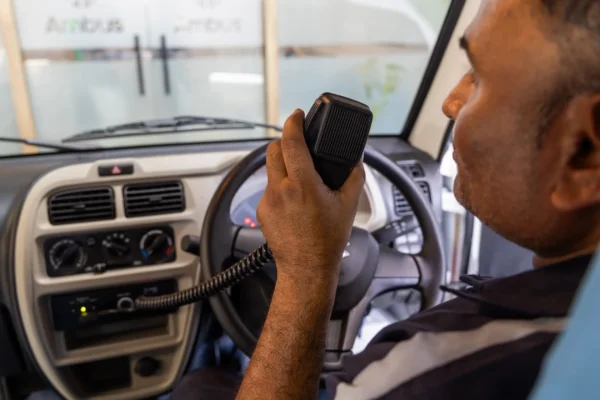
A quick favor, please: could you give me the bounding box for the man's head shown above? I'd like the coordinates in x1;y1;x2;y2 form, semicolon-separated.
443;0;600;258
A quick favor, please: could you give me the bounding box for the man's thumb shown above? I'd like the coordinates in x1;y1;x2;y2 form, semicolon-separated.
340;161;366;198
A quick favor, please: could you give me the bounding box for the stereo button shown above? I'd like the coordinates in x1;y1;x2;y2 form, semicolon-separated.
117;297;134;310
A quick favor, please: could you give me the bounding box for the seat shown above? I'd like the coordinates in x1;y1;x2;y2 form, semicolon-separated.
529;249;600;399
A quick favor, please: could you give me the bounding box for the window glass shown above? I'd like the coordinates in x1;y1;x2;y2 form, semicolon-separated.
13;0;267;144
277;0;452;133
4;0;453;155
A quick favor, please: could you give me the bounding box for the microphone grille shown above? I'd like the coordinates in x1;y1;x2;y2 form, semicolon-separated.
314;104;373;163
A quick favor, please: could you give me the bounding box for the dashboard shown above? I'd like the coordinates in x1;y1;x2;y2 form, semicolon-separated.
0;138;441;400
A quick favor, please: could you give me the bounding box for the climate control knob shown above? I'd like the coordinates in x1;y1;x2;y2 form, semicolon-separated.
139;229;175;264
48;239;86;271
102;232;131;259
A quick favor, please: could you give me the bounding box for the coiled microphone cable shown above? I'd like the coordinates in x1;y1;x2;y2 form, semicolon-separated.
135;244;273;309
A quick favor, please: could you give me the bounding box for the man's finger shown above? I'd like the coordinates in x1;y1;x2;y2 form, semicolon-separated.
340;161;366;199
265;141;286;185
280;109;317;183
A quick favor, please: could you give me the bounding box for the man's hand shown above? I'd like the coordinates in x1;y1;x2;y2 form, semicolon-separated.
257;108;366;282
236;109;366;400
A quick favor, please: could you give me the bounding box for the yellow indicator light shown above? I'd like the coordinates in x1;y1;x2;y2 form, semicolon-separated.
80;306;87;313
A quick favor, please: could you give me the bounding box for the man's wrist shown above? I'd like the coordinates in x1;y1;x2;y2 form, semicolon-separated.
276;264;340;296
277;263;340;284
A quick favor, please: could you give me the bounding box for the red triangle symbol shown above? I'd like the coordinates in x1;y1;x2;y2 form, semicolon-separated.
111;165;121;174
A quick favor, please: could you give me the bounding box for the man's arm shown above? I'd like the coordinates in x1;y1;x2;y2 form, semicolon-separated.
235;109;365;400
236;271;337;399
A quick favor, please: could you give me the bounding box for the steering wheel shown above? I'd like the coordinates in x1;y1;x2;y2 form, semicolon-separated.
200;144;445;370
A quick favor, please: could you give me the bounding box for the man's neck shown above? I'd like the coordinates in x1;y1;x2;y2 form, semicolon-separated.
533;245;597;268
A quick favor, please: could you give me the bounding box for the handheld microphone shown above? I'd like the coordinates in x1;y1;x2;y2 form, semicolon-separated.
304;93;373;190
134;93;373;310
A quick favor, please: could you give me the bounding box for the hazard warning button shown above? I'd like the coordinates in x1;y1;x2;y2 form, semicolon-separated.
98;164;134;177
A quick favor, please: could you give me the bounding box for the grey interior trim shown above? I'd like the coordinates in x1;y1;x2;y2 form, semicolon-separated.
467;218;482;275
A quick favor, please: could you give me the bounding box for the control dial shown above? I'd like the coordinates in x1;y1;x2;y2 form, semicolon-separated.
102;232;131;259
48;239;87;271
139;229;174;264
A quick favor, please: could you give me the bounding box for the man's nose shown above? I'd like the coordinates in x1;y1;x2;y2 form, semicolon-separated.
442;73;474;120
442;96;462;121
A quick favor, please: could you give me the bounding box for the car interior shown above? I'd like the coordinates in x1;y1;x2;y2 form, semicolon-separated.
0;0;539;399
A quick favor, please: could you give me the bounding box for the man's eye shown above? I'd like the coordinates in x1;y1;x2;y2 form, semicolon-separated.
467;69;477;84
469;75;479;89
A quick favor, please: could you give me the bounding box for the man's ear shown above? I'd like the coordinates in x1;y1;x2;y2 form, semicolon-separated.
551;94;600;211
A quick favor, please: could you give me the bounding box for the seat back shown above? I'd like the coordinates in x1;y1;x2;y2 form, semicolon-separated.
529;250;600;399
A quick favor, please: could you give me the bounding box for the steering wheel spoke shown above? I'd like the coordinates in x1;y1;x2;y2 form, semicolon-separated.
373;245;420;288
323;247;420;371
324;295;371;371
233;226;266;257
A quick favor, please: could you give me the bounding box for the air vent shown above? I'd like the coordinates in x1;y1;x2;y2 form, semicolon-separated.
398;162;425;179
393;182;431;216
417;181;431;202
123;181;185;218
48;187;115;225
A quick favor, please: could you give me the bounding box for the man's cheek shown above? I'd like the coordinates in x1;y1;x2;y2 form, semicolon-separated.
452;108;480;169
456;102;504;160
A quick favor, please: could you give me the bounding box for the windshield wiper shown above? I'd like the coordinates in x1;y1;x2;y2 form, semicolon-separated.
62;116;283;143
0;136;90;152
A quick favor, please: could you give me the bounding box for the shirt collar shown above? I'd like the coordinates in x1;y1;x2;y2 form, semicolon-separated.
441;254;594;318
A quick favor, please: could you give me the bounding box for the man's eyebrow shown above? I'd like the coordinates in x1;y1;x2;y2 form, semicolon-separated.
459;35;476;66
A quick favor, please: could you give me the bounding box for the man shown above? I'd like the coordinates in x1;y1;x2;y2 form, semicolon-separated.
172;0;600;398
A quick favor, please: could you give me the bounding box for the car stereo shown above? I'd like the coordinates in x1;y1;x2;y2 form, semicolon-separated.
50;279;177;331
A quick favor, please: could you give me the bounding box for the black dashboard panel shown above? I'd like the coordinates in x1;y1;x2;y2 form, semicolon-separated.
371;137;444;224
50;279;177;331
0;137;441;386
43;226;176;277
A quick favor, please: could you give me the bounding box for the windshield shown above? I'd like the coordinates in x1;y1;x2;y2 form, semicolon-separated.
0;0;452;156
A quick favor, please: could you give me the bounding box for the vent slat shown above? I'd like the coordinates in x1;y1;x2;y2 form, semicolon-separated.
393;182;431;216
129;204;181;212
50;196;112;203
48;187;115;225
50;206;114;215
127;201;184;208
123;181;185;218
49;192;111;199
124;187;181;196
129;197;181;207
397;162;425;179
126;195;182;202
51;212;117;221
50;199;113;207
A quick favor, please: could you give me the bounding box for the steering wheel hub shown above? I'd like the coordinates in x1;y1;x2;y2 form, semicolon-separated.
334;228;380;313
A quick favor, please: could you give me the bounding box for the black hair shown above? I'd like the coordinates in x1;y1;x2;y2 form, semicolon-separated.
535;0;600;144
541;0;599;28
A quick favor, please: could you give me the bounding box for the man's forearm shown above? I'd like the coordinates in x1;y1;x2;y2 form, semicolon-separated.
236;268;338;400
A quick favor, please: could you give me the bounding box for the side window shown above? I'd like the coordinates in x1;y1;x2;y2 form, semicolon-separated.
277;0;452;133
0;33;20;155
439;140;473;282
